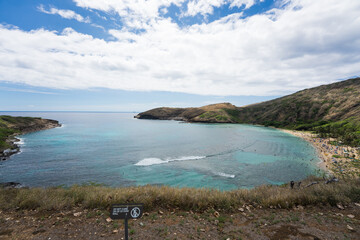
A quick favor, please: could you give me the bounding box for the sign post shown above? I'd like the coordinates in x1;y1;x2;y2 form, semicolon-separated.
110;203;144;240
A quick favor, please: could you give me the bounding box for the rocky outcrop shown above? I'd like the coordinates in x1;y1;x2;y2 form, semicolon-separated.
0;116;61;160
0;182;23;189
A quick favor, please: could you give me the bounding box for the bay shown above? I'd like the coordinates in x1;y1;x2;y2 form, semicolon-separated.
0;112;321;190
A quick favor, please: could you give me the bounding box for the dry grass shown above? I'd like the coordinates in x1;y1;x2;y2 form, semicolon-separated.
1;176;359;212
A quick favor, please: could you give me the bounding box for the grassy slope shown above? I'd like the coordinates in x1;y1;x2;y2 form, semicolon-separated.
0;116;21;151
1;177;359;212
0;115;50;152
227;78;360;146
232;78;360;125
138;78;360;146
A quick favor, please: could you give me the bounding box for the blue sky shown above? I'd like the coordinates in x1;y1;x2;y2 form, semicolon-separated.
0;0;359;111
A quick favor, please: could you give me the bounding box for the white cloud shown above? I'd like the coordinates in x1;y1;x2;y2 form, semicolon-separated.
231;0;264;9
184;0;262;17
73;0;186;29
1;0;360;96
72;0;262;22
185;0;225;17
38;4;90;23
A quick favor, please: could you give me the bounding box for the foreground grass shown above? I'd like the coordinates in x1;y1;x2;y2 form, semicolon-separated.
1;177;359;212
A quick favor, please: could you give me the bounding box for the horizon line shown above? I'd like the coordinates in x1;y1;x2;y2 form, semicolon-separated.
0;111;140;113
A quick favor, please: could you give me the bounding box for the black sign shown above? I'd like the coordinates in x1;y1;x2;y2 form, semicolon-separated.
110;203;143;220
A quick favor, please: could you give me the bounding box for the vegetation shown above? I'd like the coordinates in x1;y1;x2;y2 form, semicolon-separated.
0;128;17;150
198;110;231;122
137;78;360;146
1;176;359;212
0;115;59;153
0;116;20;151
315;118;360;146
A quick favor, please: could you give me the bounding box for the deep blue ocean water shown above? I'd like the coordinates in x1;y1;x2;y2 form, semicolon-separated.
0;112;321;190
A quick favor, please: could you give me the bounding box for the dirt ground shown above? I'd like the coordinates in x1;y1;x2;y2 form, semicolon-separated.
0;204;359;240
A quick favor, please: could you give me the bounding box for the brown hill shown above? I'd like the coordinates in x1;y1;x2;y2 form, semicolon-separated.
233;78;360;125
134;103;238;123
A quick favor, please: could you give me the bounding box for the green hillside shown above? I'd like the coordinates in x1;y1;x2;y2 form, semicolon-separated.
0;116;60;154
136;78;360;146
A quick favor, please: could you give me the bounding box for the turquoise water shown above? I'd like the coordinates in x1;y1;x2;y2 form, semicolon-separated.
0;112;320;190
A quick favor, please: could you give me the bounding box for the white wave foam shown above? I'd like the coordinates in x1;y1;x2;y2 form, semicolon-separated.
135;156;206;166
171;156;206;161
15;137;25;145
135;158;166;166
215;172;235;178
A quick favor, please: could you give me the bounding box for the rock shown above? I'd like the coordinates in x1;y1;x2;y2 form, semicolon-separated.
213;211;220;218
319;212;324;216
238;208;244;212
246;206;251;212
158;210;163;215
336;203;344;210
200;229;205;232
335;213;343;217
73;212;82;217
354;203;360;207
347;225;355;231
139;222;144;226
106;217;112;223
347;214;355;219
0;182;23;189
112;229;118;234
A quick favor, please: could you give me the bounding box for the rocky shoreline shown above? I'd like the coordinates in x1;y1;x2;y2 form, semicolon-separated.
0;119;61;161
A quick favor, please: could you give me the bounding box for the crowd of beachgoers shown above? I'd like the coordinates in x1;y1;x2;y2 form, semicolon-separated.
283;130;360;178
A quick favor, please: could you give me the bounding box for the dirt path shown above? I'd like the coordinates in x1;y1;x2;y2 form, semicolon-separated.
1;204;359;240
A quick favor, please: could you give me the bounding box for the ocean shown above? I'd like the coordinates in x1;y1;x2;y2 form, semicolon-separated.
0;112;321;190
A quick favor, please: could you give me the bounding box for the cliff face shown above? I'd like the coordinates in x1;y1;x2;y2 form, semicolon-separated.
0;116;61;159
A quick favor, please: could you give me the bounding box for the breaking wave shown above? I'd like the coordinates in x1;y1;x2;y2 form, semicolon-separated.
15;137;25;146
215;172;235;178
135;156;206;166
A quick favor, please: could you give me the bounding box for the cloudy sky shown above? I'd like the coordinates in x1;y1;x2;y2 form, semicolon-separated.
0;0;359;111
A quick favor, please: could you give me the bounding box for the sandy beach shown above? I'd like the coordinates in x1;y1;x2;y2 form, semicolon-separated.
282;129;360;178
